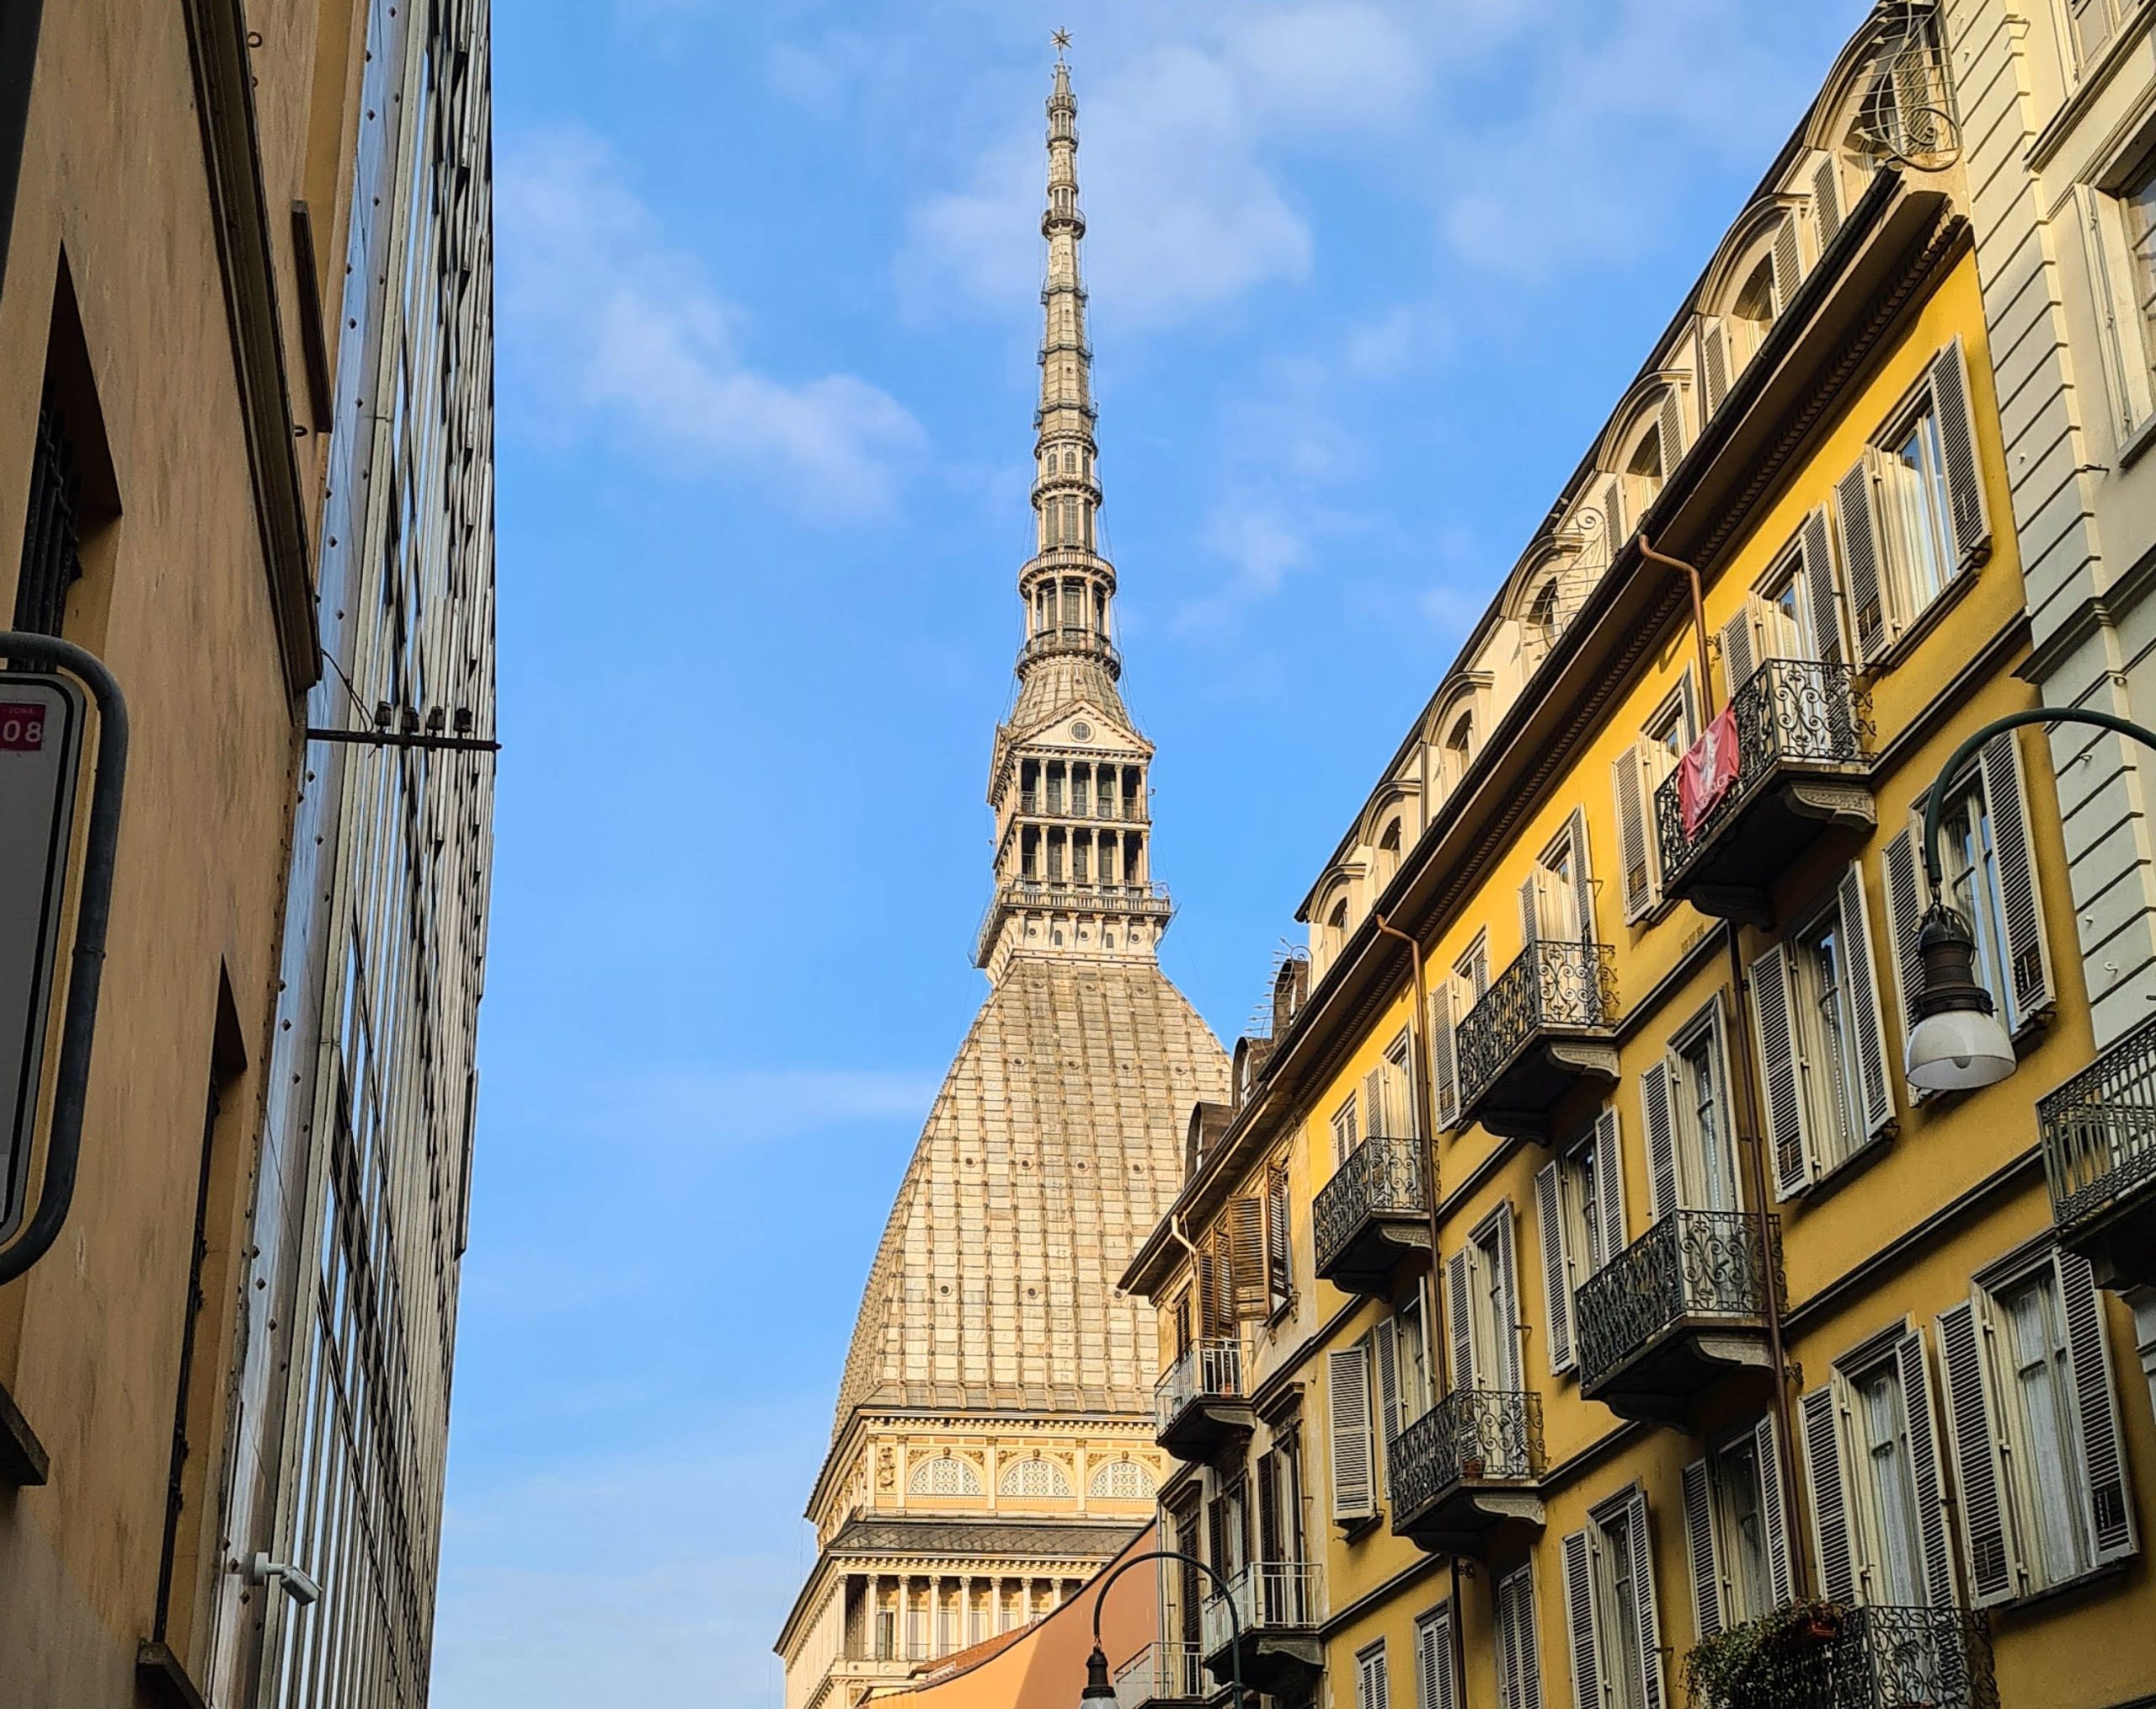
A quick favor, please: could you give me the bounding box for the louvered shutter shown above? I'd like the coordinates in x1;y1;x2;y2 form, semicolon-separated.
1837;863;1897;1136
1266;1166;1293;1311
1417;1605;1458;1709
1813;154;1844;247
2057;1250;2140;1564
1894;1330;1957;1607
1657;389;1686;487
1750;939;1812;1199
1493;1207;1524;1391
1614;743;1655;921
1504;1565;1543;1709
1566;809;1596;943
1534;1162;1573;1375
1625;1491;1667;1709
1561;1529;1600;1709
1641;1060;1680;1220
1755;1413;1796;1609
1374;1316;1402;1464
1197;1228;1226;1338
1979;730;2055;1024
1430;985;1460;1131
1681;1458;1723;1639
1771;216;1804;312
1594;1106;1627;1266
1366;1065;1388;1138
1880;828;1928;1044
1719;605;1758;702
1931;339;1990;562
1228;1196;1269;1320
1359;1642;1390;1709
1519;872;1543;947
1602;474;1626;559
1207;1498;1229;1584
1701;322;1730;414
1446;1251;1474;1389
1329;1343;1376;1524
1800;505;1846;664
1834;457;1888;662
1936;1299;2018;1605
1257;1450;1283;1563
1800;1380;1858;1604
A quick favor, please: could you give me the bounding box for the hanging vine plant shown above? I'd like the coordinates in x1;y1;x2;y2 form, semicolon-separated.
1683;1600;1849;1708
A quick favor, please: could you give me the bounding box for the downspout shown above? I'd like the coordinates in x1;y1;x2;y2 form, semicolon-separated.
1637;537;1811;1599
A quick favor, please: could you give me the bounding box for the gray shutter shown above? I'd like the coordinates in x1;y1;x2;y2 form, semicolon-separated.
1936;1299;2018;1605
1360;1642;1390;1709
1561;1529;1599;1709
1431;984;1460;1132
1771;216;1803;312
1446;1250;1474;1389
1880;828;1927;1045
1931;339;1989;561
1535;1162;1573;1375
1755;1413;1796;1609
1719;605;1757;701
1641;1060;1679;1221
1801;1381;1857;1603
1614;743;1654;921
1813;154;1844;247
1494;1206;1524;1391
1751;939;1812;1199
1417;1605;1458;1709
1502;1565;1543;1709
1375;1316;1402;1464
1567;808;1596;943
1365;1065;1388;1138
1625;1491;1667;1709
2057;1250;2140;1564
1594;1107;1627;1266
1801;505;1845;664
1979;730;2055;1023
1519;872;1543;947
1657;388;1686;487
1603;474;1626;558
1834;456;1887;662
1329;1343;1376;1524
1894;1330;1957;1607
1837;863;1897;1137
1682;1457;1722;1639
1701;322;1730;414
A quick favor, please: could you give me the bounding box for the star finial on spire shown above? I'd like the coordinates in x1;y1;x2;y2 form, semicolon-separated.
1052;27;1070;59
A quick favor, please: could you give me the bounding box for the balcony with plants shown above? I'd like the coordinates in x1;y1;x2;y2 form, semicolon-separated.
1682;1600;1996;1709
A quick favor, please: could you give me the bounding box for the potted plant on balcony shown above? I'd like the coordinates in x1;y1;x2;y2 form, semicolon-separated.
1683;1601;1849;1708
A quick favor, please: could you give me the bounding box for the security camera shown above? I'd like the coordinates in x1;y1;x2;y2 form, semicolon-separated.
249;1552;324;1609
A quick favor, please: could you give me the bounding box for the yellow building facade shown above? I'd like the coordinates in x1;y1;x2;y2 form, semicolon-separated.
1118;14;2156;1709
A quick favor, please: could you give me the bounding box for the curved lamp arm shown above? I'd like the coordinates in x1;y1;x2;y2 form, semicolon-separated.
1078;1546;1241;1706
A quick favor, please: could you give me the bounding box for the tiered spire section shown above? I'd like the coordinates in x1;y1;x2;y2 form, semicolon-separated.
975;57;1171;980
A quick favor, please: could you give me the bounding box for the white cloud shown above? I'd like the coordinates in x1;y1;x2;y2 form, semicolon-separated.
1176;500;1313;635
1231;2;1427;129
499;126;924;510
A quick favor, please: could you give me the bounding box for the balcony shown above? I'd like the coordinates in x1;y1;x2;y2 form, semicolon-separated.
1113;1642;1208;1708
1312;1135;1431;1295
1018;624;1122;675
1575;1210;1780;1423
1387;1389;1545;1555
1154;1338;1251;1462
2039;1011;2156;1290
974;879;1173;966
1199;1562;1322;1697
1689;1604;1996;1709
1653;659;1871;921
1454;940;1620;1141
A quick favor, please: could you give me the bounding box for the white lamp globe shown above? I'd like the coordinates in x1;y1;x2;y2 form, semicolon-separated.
1905;1006;2016;1092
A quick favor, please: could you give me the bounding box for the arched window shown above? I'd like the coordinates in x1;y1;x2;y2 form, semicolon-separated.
1376;818;1403;887
1089;1460;1155;1500
1001;1458;1073;1498
910;1455;983;1496
1730;253;1779;366
1445;713;1475;788
1524;579;1561;665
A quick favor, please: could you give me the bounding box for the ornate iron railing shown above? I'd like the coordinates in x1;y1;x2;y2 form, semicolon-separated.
2038;1008;2156;1233
1313;1136;1428;1275
1388;1390;1544;1515
1690;1604;1997;1709
1454;939;1617;1113
1575;1210;1780;1392
1653;658;1869;883
1155;1338;1241;1434
1200;1561;1321;1654
1114;1641;1205;1707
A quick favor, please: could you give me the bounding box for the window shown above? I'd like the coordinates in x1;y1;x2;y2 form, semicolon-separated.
1536;1107;1626;1375
1356;1639;1390;1709
1373;1290;1432;1487
2088;152;2156;434
1524;579;1561;666
1684;1418;1795;1640
1257;1432;1305;1565
2066;0;2121;67
1562;1490;1664;1709
1331;1095;1361;1167
1377;817;1404;887
1329;1340;1378;1525
1644;1001;1739;1216
1612;674;1701;920
1265;1162;1293;1314
1444;713;1475;789
1396;1283;1433;1427
1494;1565;1543;1709
1879;405;1955;616
1935;1251;2140;1604
1415;1602;1460;1709
1521;809;1595;947
1208;1475;1250;1582
1446;1210;1522;1397
1089;1460;1155;1500
910;1455;983;1496
1730;254;1779;364
1001;1457;1071;1498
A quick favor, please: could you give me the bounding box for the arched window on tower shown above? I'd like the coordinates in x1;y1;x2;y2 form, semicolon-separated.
1001;1459;1073;1498
1047;828;1066;882
910;1455;984;1496
1072;833;1091;884
1089;1461;1155;1501
1021;825;1040;879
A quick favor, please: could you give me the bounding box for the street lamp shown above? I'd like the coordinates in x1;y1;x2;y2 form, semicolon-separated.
1074;1547;1242;1709
1908;706;2156;1092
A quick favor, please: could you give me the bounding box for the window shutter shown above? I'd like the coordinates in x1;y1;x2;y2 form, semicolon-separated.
1329;1343;1376;1524
1374;1316;1403;1465
1446;1250;1474;1389
1812;154;1844;248
1430;984;1460;1131
1657;388;1686;486
1681;1457;1723;1639
1625;1491;1668;1709
1833;457;1888;662
1365;1065;1388;1137
1754;1413;1796;1610
2057;1250;2139;1564
1266;1166;1293;1311
1770;216;1803;312
1701;322;1730;414
1979;730;2055;1023
1936;1298;2019;1605
1800;1381;1858;1604
1207;1498;1229;1583
1641;1060;1679;1221
1931;339;1990;562
1518;872;1543;947
1594;1105;1627;1266
1880;828;1928;1046
1196;1229;1226;1338
1750;939;1813;1199
1718;605;1757;701
1602;474;1626;559
1800;505;1846;664
1614;742;1655;921
1417;1605;1458;1709
1566;808;1596;943
1894;1329;1957;1607
1535;1162;1574;1375
1359;1642;1390;1709
1227;1196;1269;1320
1499;1565;1543;1709
1836;863;1897;1137
1561;1529;1600;1709
1494;1206;1524;1391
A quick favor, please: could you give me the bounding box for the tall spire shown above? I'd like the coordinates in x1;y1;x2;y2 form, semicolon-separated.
975;52;1171;980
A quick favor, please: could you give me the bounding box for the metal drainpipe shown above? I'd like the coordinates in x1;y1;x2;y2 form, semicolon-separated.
1636;538;1812;1600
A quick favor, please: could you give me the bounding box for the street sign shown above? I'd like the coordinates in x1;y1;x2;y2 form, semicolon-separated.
0;672;85;1243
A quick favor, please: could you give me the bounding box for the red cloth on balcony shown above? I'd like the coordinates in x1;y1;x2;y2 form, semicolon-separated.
1678;705;1741;840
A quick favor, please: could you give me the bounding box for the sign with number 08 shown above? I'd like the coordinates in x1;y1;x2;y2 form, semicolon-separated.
0;703;47;752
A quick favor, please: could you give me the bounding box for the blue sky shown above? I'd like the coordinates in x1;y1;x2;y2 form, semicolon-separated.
432;3;1875;1702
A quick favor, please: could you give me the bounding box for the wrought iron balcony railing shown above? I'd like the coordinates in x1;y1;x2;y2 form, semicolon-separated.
1689;1604;1996;1709
1574;1210;1780;1396
1199;1561;1322;1655
1155;1338;1242;1434
1388;1389;1543;1514
1454;939;1617;1117
1313;1136;1428;1279
1113;1642;1205;1708
1652;658;1868;887
2039;1008;2156;1237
